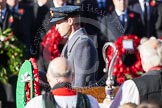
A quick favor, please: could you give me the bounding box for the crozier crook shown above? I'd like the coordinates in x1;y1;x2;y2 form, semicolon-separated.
102;42;118;100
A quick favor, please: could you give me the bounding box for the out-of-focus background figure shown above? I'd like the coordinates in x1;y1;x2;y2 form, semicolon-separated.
128;0;162;38
100;0;144;42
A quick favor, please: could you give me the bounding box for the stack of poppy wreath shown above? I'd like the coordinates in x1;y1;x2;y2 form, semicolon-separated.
106;35;144;85
16;58;40;108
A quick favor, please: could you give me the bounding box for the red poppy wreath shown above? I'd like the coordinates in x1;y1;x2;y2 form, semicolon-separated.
41;26;63;60
25;58;40;102
106;35;144;85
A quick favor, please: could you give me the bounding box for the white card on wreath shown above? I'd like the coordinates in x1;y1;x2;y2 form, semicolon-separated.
122;39;134;50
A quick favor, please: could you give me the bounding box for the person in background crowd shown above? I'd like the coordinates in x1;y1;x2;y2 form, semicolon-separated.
156;2;162;38
6;0;34;58
35;0;69;73
128;0;162;37
30;0;51;59
110;37;162;108
6;0;18;9
25;57;100;108
0;2;14;108
1;0;33;107
50;5;98;87
0;0;16;31
100;0;144;42
32;0;68;41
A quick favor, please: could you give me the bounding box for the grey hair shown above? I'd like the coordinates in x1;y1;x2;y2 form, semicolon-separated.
48;59;73;78
138;38;162;67
50;69;72;78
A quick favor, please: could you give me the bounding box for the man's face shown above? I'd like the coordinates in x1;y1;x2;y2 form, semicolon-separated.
37;0;47;5
55;19;71;37
113;0;128;12
0;0;6;10
54;0;67;6
6;0;18;7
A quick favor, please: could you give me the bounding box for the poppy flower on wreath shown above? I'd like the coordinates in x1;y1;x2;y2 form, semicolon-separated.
106;34;144;85
25;58;40;102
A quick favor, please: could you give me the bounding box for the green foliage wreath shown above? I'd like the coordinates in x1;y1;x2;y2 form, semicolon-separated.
0;28;26;83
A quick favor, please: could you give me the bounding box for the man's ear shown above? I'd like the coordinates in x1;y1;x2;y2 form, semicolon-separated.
67;17;74;25
46;72;50;83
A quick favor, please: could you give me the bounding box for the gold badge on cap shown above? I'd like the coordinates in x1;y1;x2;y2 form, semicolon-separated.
50;10;54;17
